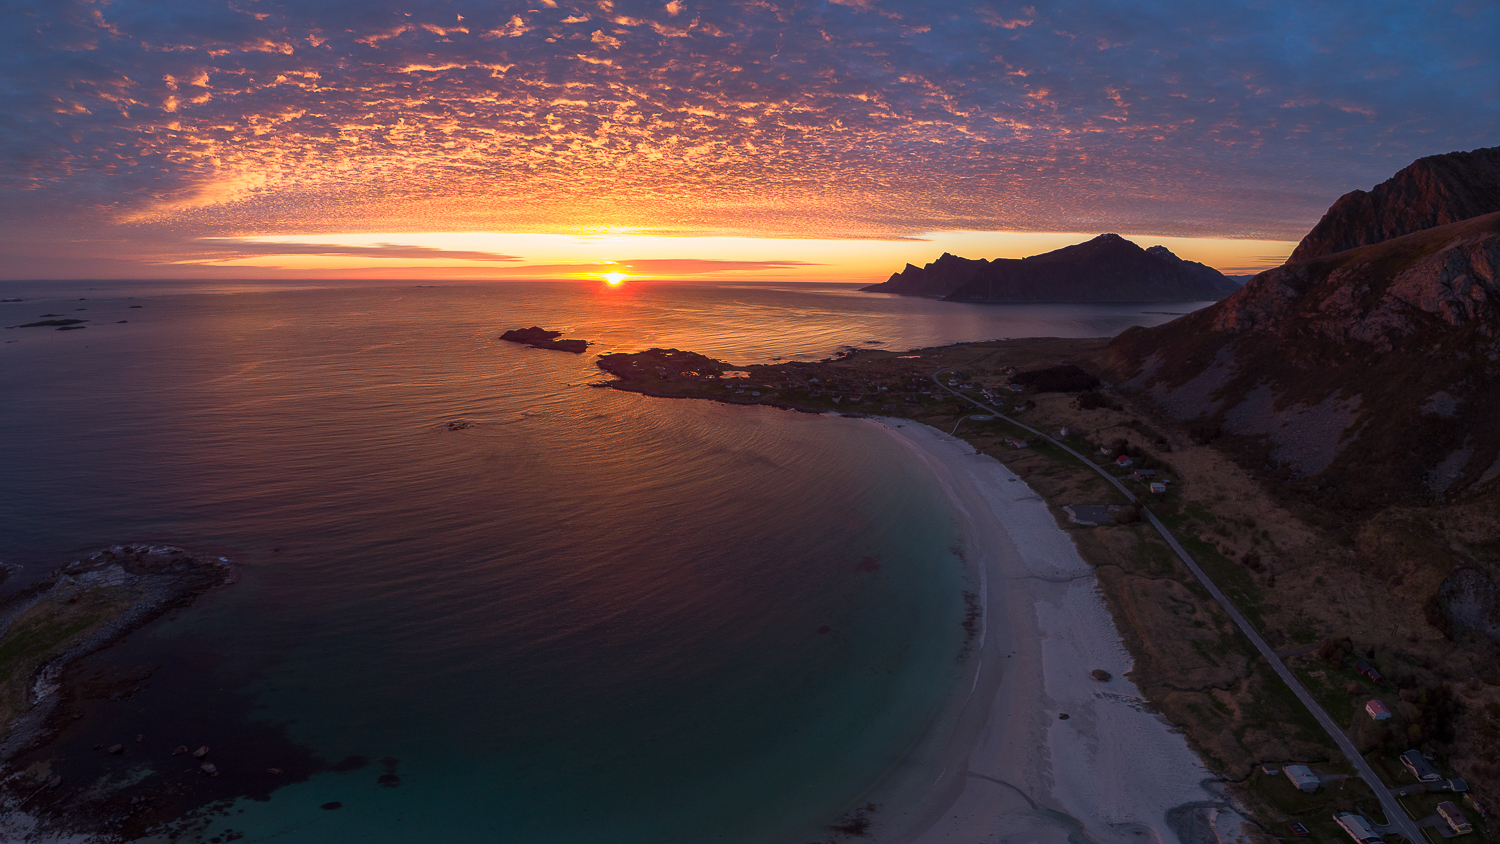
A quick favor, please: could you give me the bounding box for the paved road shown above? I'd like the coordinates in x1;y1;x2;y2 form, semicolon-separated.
929;360;1423;844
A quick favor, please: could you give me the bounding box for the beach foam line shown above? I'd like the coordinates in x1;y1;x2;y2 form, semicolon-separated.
858;418;1236;844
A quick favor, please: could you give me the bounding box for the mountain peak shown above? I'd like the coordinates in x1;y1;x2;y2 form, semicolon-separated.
1289;145;1500;263
861;234;1238;301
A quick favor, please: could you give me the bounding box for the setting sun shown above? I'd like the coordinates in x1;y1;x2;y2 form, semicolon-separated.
604;272;626;286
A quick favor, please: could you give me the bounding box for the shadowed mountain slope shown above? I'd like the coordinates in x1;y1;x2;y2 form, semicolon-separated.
863;234;1241;302
1290;146;1500;263
1097;211;1500;510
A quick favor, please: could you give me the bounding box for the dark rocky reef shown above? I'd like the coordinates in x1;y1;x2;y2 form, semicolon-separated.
862;234;1241;302
1290;145;1500;263
500;326;589;353
11;319;87;329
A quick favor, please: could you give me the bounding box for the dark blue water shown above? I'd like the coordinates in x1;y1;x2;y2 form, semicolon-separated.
0;281;1206;842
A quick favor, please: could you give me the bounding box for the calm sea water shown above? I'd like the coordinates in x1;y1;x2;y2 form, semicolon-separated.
0;281;1208;842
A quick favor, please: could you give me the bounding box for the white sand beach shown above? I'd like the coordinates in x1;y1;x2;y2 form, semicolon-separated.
861;418;1250;844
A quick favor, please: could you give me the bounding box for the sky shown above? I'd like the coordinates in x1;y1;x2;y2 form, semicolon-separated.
2;0;1497;282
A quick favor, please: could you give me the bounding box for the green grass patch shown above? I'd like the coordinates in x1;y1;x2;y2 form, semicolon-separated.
0;595;124;725
1290;662;1364;730
1184;500;1219;525
1242;663;1330;750
1132;533;1183;578
1178;532;1269;629
1246;768;1388;839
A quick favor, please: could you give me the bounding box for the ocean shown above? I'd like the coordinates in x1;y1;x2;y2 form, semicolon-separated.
0;280;1209;843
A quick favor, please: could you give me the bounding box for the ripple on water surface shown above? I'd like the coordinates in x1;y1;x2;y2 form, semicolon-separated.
0;281;1207;842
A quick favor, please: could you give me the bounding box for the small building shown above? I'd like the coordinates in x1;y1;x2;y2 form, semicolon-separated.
1333;813;1383;844
1286;823;1310;837
1283;765;1320;792
1438;801;1474;835
1132;469;1156;480
1260;764;1280;776
1446;778;1470;793
1353;658;1384;683
1098;445;1111;455
1004;438;1029;449
1149;482;1168;494
1115;455;1134;468
1365;700;1392;721
1464;793;1489;819
1401;749;1442;783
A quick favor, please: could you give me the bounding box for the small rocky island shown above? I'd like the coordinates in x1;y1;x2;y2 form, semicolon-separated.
500;326;590;353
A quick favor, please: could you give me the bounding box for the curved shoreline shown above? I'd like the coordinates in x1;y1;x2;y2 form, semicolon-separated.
856;418;1232;844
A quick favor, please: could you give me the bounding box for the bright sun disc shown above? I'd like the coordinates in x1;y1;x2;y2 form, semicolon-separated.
604;272;626;286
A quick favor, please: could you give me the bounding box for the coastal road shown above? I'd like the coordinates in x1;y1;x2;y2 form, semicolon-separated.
928;359;1424;844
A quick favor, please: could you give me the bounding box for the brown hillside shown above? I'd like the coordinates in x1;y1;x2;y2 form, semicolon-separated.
1097;211;1500;514
1290;146;1500;263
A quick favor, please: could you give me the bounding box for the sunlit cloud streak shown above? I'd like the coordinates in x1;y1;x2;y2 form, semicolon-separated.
191;238;523;262
1;0;1496;278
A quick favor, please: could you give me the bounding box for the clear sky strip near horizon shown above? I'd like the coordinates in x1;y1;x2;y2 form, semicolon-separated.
2;0;1496;281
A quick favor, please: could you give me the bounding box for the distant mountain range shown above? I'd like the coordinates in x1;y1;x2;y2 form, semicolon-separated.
1097;146;1500;509
862;234;1242;302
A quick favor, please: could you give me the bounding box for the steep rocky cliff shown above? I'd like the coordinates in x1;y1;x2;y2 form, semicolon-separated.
869;252;989;298
1290;146;1500;263
1098;211;1500;510
862;234;1241;302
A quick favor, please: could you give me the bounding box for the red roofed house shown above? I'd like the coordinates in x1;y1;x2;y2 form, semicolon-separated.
1365;700;1392;721
1115;455;1134;468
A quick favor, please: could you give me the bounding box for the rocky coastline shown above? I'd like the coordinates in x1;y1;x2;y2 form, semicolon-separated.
0;545;234;839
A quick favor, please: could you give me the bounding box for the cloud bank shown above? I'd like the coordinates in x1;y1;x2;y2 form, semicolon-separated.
2;0;1496;275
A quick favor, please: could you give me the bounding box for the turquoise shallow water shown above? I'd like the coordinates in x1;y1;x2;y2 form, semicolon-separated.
0;281;1207;842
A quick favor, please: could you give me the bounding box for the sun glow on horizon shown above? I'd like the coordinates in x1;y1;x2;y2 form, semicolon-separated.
188;230;1294;281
